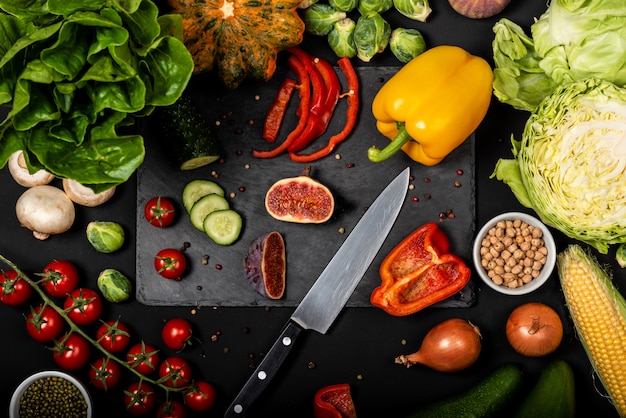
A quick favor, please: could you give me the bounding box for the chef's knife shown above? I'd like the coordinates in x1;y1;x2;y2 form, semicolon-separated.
224;167;409;417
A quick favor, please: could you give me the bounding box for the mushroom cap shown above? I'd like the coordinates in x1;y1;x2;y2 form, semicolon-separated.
15;185;75;240
62;179;115;207
8;151;55;187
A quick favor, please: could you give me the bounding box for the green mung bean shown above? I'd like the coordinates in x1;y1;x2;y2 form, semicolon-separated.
19;376;87;418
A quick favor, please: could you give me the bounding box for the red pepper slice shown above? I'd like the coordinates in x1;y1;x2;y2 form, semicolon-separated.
252;55;311;159
370;222;471;317
288;55;341;153
290;57;359;163
263;77;297;143
289;47;327;120
314;383;357;418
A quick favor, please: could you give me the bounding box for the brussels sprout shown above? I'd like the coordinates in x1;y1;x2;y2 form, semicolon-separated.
86;221;125;253
328;18;357;58
329;0;358;12
298;0;319;8
358;0;393;15
97;269;132;303
302;4;347;36
389;28;426;63
617;243;626;268
393;0;432;22
354;12;391;62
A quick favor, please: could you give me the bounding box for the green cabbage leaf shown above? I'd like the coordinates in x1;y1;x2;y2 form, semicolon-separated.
492;0;626;112
492;78;626;254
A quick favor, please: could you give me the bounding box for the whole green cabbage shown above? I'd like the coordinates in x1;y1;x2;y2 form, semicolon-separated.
491;78;626;254
492;0;626;112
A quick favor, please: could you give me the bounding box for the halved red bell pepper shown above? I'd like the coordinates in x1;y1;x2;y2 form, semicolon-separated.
370;222;471;316
314;383;357;418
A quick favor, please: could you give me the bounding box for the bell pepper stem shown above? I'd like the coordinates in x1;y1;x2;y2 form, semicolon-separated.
368;123;413;162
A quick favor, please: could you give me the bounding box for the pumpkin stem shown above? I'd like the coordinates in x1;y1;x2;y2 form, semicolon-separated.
219;0;235;18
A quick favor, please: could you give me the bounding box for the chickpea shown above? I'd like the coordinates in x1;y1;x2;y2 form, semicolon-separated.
479;218;549;289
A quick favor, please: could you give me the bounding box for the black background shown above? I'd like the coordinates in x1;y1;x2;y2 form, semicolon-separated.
0;1;623;417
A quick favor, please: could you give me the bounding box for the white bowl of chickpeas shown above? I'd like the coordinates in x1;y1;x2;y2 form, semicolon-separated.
473;212;556;295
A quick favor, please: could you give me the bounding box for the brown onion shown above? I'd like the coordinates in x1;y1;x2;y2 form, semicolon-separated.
395;318;482;372
506;302;563;357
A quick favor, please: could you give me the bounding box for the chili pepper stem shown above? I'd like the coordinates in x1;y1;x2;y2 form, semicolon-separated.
368;123;413;162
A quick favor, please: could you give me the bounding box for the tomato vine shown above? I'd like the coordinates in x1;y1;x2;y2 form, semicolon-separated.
0;254;191;410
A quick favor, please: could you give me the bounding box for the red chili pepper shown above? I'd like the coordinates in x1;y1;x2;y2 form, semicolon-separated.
287;55;341;153
289;47;327;119
289;57;359;163
263;77;297;143
252;56;311;159
313;383;357;418
370;222;471;317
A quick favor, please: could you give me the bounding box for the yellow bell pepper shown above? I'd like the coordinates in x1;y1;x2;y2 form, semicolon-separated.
368;45;493;165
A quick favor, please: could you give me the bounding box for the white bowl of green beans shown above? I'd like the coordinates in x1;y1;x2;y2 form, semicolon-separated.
9;370;93;418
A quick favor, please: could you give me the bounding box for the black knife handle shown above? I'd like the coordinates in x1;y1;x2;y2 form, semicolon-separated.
224;320;303;417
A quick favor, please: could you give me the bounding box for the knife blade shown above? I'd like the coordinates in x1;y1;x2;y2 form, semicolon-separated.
224;167;409;417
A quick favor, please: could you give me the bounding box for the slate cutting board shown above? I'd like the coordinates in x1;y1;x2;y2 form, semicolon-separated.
135;66;476;307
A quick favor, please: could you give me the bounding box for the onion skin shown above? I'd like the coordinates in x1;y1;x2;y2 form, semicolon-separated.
395;318;482;372
448;0;511;19
506;302;563;357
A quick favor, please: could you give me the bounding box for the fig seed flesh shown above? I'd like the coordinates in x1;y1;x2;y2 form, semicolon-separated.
244;231;286;299
265;176;334;223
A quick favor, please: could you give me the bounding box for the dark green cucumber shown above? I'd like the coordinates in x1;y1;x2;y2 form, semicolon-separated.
408;364;523;418
157;94;221;170
514;360;575;418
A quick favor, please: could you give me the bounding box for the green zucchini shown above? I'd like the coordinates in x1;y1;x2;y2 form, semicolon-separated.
157;94;221;170
514;360;575;418
189;194;230;231
182;179;225;213
407;364;523;418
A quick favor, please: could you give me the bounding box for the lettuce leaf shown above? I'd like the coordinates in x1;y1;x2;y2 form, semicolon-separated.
0;0;193;189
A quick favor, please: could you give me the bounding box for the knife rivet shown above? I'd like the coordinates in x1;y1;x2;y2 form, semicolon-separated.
258;370;267;380
282;336;292;346
234;405;243;413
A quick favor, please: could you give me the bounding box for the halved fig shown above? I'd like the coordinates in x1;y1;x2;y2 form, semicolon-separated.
265;168;334;224
244;231;286;299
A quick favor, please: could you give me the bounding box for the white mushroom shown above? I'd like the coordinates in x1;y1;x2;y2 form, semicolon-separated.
15;185;75;240
8;151;55;187
62;179;116;207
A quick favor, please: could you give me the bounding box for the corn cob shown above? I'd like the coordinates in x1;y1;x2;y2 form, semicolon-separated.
557;244;626;417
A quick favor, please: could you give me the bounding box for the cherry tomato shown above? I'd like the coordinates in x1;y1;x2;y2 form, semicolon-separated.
126;342;161;376
63;288;102;325
158;356;193;388
184;381;217;412
25;304;65;343
156;400;187;418
144;196;176;228
40;260;79;297
96;319;131;353
124;381;156;415
52;333;91;370
162;318;193;351
154;249;187;281
0;269;32;306
89;357;122;391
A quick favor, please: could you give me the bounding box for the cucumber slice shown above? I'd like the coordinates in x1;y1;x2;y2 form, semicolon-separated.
189;194;230;231
183;179;225;213
203;209;242;245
